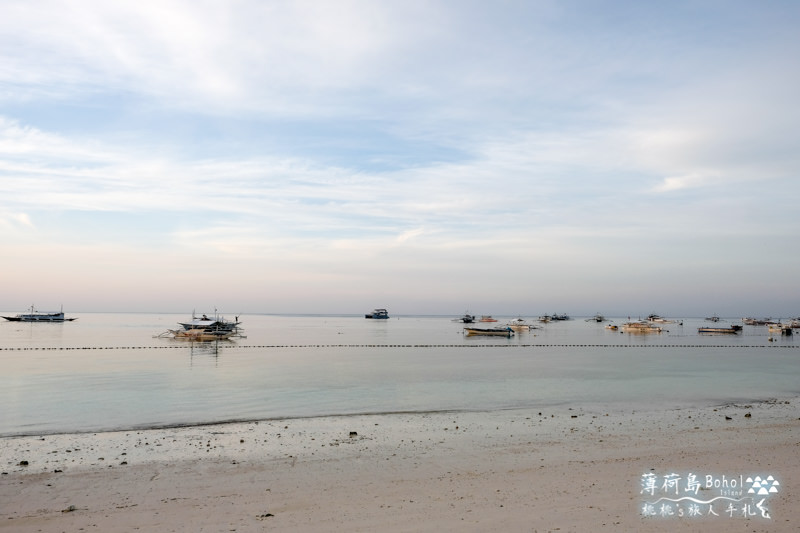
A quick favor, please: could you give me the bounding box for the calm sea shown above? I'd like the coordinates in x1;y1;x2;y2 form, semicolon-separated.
1;313;798;436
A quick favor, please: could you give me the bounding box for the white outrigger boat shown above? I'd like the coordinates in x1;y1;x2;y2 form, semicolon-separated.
621;321;662;334
646;313;674;324
2;305;76;322
506;317;536;332
157;312;244;341
464;326;514;337
698;325;742;334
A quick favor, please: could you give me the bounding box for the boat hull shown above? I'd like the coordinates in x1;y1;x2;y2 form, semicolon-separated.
506;319;535;332
170;329;234;341
621;322;662;333
698;326;742;334
464;327;514;337
2;314;76;322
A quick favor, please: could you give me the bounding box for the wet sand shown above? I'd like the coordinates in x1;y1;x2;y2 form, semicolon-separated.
2;399;798;532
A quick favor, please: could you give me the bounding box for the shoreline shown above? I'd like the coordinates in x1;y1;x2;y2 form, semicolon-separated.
3;394;797;439
2;399;798;531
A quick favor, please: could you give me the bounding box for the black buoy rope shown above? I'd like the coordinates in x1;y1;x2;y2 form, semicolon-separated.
1;343;798;351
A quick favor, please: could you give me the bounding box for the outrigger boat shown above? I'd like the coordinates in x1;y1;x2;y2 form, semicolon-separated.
464;327;514;337
698;325;742;334
365;309;389;319
742;317;775;326
479;315;497;322
646;313;674;324
168;329;237;341
767;323;793;336
454;312;476;323
2;305;76;322
506;317;536;332
621;321;662;334
157;312;244;341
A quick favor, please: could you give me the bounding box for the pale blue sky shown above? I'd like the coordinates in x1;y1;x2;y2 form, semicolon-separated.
1;1;798;316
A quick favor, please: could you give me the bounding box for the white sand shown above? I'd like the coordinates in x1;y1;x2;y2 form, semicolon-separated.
2;399;798;532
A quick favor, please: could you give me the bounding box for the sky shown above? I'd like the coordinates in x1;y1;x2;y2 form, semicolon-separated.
1;1;798;317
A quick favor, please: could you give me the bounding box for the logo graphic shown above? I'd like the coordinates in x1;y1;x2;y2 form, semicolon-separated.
640;472;780;520
747;476;779;496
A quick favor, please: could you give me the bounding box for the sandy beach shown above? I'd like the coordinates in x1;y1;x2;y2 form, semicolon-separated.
2;399;798;532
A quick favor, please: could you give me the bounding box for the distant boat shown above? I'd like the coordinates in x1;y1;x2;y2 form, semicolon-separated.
464;327;514;337
550;313;570;321
365;309;389;319
705;315;720;322
455;312;476;323
605;324;618;331
646;313;674;324
479;315;497;322
2;305;76;322
767;323;793;335
742;317;774;326
621;321;662;333
698;325;742;334
586;313;606;322
506;317;535;332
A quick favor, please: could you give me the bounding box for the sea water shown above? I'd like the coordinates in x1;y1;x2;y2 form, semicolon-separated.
1;313;798;436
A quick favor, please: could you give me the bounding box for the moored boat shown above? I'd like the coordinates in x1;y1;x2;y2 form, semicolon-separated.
767;323;793;335
698;325;742;334
506;317;535;332
168;329;237;341
479;315;497;322
2;305;76;322
621;321;662;333
742;317;774;326
158;311;244;341
464;327;514;337
455;312;476;323
365;309;389;319
178;313;240;332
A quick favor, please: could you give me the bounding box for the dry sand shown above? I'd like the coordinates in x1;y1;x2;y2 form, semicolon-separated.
1;399;798;532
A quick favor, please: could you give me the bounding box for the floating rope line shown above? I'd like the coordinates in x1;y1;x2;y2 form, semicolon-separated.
1;343;798;351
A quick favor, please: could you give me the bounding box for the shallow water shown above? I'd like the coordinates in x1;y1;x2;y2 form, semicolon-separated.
1;313;798;435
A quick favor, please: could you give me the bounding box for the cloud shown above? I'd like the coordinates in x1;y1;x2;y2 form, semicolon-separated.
0;211;33;231
652;173;714;193
0;1;433;115
395;227;427;243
